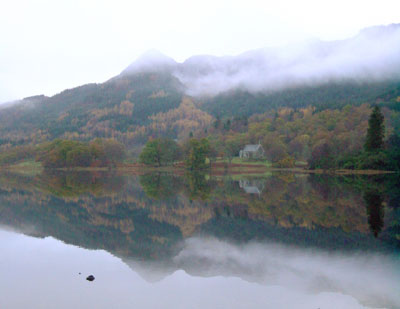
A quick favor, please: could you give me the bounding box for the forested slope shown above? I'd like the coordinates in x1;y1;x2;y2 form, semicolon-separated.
0;24;399;160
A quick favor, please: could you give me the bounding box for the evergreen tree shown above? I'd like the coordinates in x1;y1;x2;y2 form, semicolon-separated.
365;106;385;152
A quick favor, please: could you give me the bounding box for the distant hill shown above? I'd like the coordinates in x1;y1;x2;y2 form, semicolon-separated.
0;24;399;149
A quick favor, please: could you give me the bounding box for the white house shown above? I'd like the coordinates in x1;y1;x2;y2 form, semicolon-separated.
239;144;265;159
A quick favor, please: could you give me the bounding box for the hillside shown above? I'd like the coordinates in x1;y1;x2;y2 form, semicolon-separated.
0;24;399;153
0;72;185;148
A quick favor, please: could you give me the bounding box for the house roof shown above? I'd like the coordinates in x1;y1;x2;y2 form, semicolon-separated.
243;144;262;152
243;186;261;194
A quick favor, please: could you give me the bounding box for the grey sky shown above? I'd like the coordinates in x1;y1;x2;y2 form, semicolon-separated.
1;0;399;102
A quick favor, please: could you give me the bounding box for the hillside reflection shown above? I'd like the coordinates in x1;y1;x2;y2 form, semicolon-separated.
0;170;399;265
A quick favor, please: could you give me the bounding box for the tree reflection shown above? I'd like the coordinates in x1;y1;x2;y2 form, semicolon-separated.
364;190;385;238
42;170;126;197
139;171;215;201
139;173;183;200
184;171;213;201
0;170;126;197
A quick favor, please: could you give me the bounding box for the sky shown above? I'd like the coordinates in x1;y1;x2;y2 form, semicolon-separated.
1;0;400;103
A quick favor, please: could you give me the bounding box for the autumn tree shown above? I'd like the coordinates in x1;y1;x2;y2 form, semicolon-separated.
36;140;90;168
90;139;126;166
308;141;335;170
365;106;385;152
36;139;125;168
185;138;210;170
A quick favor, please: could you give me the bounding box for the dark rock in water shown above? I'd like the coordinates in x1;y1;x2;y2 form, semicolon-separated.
86;275;95;282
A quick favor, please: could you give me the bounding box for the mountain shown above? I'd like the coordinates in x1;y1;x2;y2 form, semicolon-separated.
121;49;178;75
0;24;399;150
175;23;400;96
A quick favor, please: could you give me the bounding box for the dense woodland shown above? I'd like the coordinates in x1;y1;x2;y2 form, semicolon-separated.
0;64;400;170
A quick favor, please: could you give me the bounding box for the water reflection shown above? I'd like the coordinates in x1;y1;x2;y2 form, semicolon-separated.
239;178;265;195
139;173;183;200
0;171;399;255
0;171;399;307
183;171;213;201
364;190;385;238
1;230;399;309
172;237;400;308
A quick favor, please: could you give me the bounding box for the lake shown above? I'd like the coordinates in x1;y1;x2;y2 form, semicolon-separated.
0;171;399;308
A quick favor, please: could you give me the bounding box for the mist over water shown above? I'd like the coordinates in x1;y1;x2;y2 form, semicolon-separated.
2;229;398;309
174;237;400;308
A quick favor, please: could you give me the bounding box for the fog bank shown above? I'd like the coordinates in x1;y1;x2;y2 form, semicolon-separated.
123;24;400;97
176;25;400;96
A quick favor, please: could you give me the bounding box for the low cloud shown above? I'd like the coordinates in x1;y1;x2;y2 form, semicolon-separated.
125;24;400;97
173;24;400;96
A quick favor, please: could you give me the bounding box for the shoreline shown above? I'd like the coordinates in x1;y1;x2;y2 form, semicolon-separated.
0;162;396;176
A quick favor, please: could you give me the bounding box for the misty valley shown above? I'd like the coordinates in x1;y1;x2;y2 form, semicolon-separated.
1;20;400;309
0;171;399;308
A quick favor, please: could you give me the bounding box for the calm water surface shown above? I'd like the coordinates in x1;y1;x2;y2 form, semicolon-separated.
0;171;399;308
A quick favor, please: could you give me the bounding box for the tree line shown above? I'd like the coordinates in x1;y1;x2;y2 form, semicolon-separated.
138;105;400;171
0;138;126;168
309;106;400;170
139;137;213;170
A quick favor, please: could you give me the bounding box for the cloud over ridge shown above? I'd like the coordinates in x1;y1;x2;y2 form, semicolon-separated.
123;24;400;97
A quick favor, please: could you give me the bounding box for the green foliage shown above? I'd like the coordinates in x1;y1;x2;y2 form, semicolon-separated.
139;138;182;166
139;140;161;166
185;138;210;170
385;134;400;171
0;145;36;165
35;138;125;168
365;106;385;152
202;81;400;118
183;171;212;200
357;152;389;170
337;148;400;171
224;137;243;162
139;173;183;199
337;114;400;171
